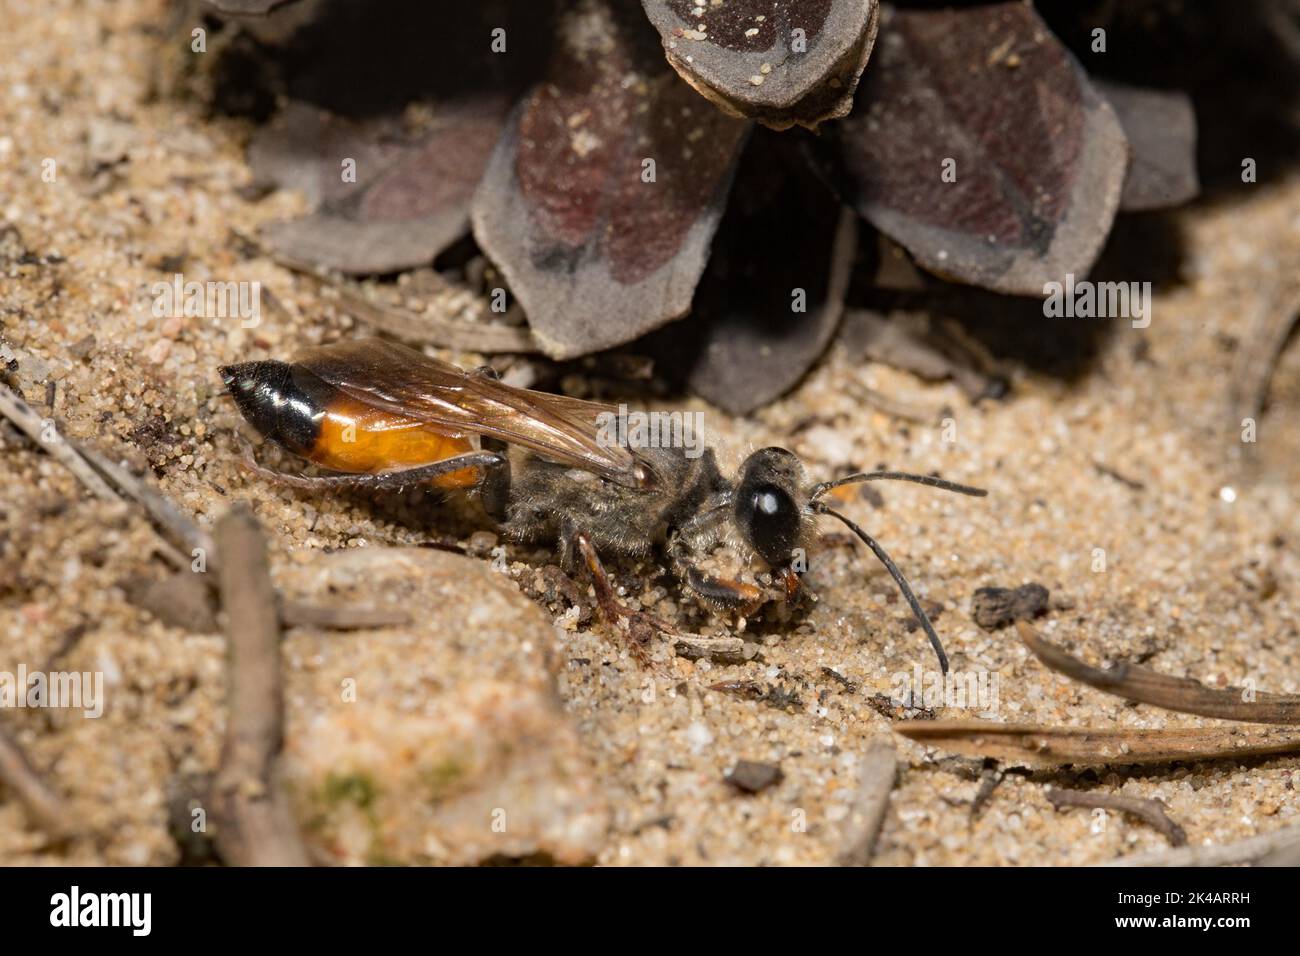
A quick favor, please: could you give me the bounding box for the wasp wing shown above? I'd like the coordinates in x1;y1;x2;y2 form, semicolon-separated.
291;338;641;485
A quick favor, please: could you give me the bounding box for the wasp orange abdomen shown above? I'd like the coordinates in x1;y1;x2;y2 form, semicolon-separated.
221;360;479;488
312;396;477;485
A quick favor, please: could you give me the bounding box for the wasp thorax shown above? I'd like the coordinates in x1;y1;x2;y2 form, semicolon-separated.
734;447;807;567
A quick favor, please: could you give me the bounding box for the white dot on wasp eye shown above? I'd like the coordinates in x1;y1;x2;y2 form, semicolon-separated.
1219;486;1237;503
758;491;779;514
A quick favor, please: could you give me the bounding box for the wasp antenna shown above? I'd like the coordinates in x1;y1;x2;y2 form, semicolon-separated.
814;503;950;675
811;470;987;501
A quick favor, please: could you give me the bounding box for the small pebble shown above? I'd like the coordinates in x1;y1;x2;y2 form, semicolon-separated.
725;760;783;794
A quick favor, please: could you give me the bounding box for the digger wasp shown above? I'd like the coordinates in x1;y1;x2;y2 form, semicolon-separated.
222;338;986;671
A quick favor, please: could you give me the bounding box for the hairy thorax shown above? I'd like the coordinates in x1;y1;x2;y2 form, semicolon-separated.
503;446;726;562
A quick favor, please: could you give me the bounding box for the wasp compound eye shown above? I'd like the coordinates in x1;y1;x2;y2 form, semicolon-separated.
737;482;800;566
734;447;806;566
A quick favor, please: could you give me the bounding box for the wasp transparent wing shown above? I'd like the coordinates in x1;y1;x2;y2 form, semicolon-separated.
292;339;641;485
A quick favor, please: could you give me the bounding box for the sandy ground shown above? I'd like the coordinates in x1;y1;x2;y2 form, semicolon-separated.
1;0;1298;866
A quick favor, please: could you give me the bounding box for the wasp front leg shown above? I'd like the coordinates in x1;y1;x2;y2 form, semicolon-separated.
670;522;802;616
567;527;674;671
669;513;767;616
681;567;767;616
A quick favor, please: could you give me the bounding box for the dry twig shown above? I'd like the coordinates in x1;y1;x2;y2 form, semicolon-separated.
1100;823;1300;867
674;634;761;665
837;736;898;866
1045;787;1187;846
848;379;942;425
0;383;119;502
71;440;210;570
283;257;541;354
969;760;1004;821
0;724;79;841
1228;274;1300;450
1018;622;1300;724
895;719;1300;768
279;599;409;631
210;505;310;867
8;392;401;633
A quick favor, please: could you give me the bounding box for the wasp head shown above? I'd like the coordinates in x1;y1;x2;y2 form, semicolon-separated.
733;447;810;567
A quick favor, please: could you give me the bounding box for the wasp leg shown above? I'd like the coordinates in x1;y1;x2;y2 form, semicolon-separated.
775;565;803;606
682;567;767;616
570;530;674;671
667;510;770;615
239;449;504;492
477;437;512;522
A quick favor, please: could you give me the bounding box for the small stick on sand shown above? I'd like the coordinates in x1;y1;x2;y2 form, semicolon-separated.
0;383;120;503
1045;787;1187;846
1228;275;1300;454
838;736;898;866
1099;823;1300;867
1018;622;1300;724
279;599;410;631
969;759;1003;821
850;380;942;425
0;724;79;841
674;634;761;665
894;719;1300;768
210;505;310;867
279;254;542;354
0;384;199;568
72;440;210;571
8;394;398;633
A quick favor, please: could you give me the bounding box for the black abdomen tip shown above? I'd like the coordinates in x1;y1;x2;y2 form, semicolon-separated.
221;360;325;454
